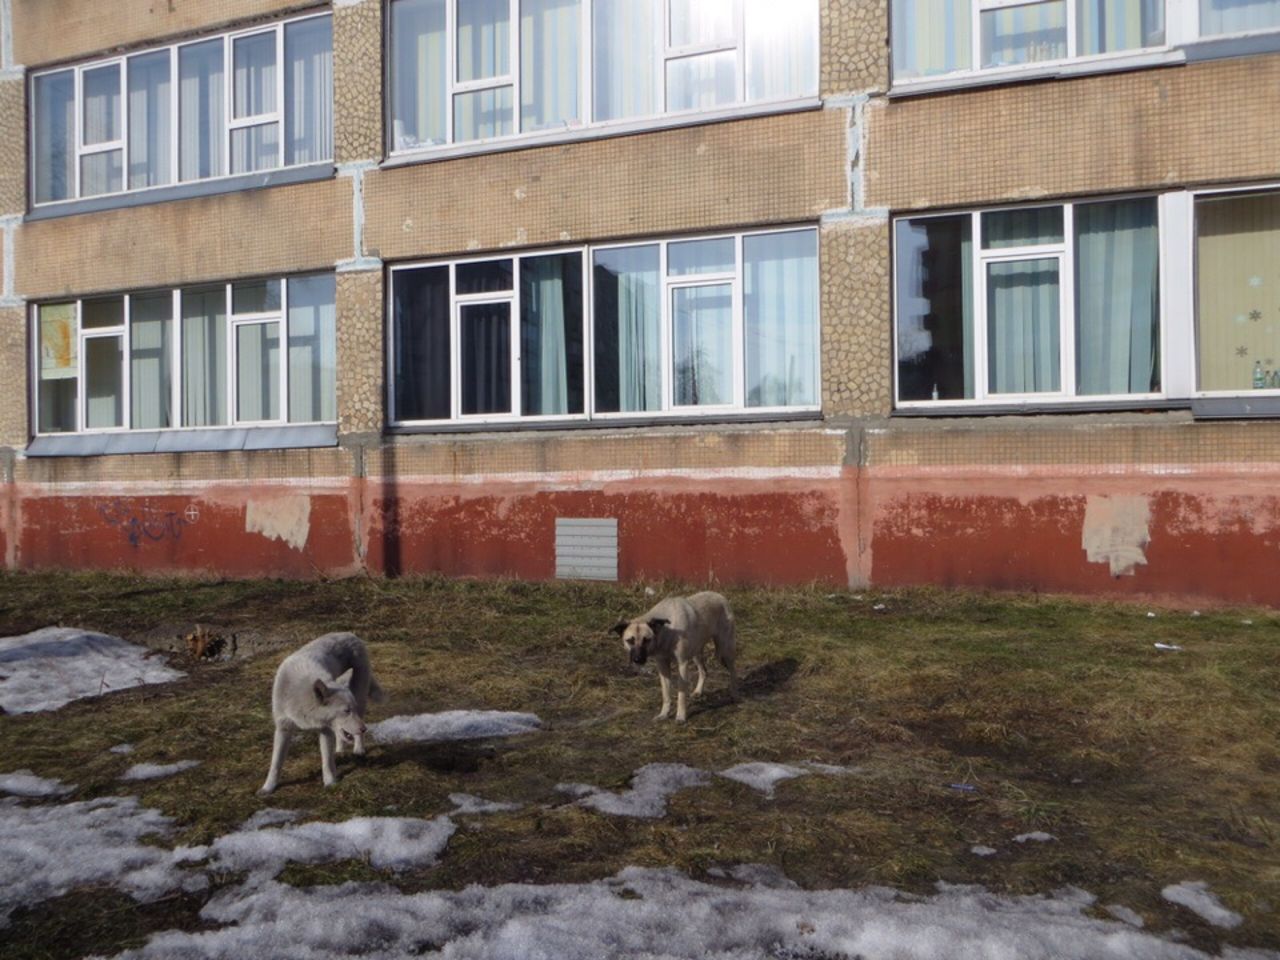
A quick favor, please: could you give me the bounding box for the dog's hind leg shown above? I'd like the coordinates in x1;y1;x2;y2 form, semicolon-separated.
675;660;691;723
693;655;707;698
717;625;739;703
259;725;292;795
318;729;340;787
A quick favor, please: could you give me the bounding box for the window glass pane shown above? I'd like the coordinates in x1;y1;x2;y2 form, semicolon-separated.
457;259;514;294
233;279;283;314
179;40;225;181
521;0;581;132
85;336;124;429
458;0;510;81
667;50;736;111
392;266;452;421
521;253;584;416
83;64;122;145
987;258;1061;394
673;284;733;406
285;17;334;165
670;0;737;46
892;0;972;79
287;275;337;423
128;52;173;189
37;304;78;433
670;238;735;276
83;297;125;329
981;0;1067;67
1196;193;1280;392
593;0;658;121
745;0;818;100
237;321;281;422
34;71;75;203
181;285;228;426
231;122;281;174
594;245;661;413
391;0;448;150
131;293;173;430
80;150;124;197
234;32;278;119
454;87;513;141
745;230;818;407
896;216;974;402
461;302;512;415
1075;198;1160;396
1200;0;1280;35
1078;0;1164;54
982;206;1064;248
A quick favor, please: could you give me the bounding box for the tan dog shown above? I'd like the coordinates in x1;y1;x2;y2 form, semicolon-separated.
612;591;738;723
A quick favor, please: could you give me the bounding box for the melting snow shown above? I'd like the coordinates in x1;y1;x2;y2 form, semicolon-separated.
239;809;300;831
0;770;74;797
120;761;201;781
561;763;711;818
1162;881;1243;929
368;710;542;745
1014;831;1057;843
450;793;522;815
0;628;185;714
971;845;998;857
1108;904;1147;928
110;744;136;755
108;866;1275;960
719;762;809;797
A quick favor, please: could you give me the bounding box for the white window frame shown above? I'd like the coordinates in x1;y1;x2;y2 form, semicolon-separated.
893;195;1175;410
386;0;819;158
29;11;332;208
387;225;822;427
29;275;336;437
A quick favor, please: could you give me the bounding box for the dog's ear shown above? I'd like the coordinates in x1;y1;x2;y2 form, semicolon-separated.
313;679;331;703
335;667;354;688
611;619;630;636
647;617;670;634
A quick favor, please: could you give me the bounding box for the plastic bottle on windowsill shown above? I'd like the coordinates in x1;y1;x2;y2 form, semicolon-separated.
1254;361;1266;389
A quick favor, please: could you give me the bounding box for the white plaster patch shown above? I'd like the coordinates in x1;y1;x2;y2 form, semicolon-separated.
244;496;312;552
1082;495;1151;577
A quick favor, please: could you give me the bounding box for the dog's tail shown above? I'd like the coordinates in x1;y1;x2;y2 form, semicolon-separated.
367;674;386;704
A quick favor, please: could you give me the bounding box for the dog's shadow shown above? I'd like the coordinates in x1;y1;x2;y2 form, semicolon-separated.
695;657;799;713
356;740;500;775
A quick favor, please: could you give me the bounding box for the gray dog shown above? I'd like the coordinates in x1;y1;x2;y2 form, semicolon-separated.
613;591;739;723
259;632;384;794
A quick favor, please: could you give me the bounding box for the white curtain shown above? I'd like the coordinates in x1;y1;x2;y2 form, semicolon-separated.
285;17;333;165
520;0;580;131
987;259;1061;393
982;0;1067;67
1200;0;1280;34
130;293;173;429
745;0;818;100
521;255;576;415
594;246;660;412
744;230;817;407
237;322;281;422
593;0;658;121
1075;199;1160;395
85;336;124;429
391;0;447;149
1078;0;1164;53
461;303;512;414
232;33;279;173
459;0;510;80
181;287;228;426
34;72;75;203
82;64;123;196
179;40;225;181
673;285;732;406
892;0;972;79
287;275;336;423
128;52;172;190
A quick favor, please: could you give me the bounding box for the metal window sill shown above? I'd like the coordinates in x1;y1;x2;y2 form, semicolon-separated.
1192;396;1280;420
893;399;1189;417
25;423;337;457
888;49;1186;98
388;410;824;436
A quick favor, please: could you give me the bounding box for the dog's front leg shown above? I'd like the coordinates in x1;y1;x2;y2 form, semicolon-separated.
655;661;672;721
675;660;691;723
318;729;339;787
259;725;292;795
692;656;707;698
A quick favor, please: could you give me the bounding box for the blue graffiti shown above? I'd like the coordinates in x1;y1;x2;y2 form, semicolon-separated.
96;499;189;548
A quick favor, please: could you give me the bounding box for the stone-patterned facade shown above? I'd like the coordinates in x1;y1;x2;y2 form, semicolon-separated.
333;0;383;166
0;79;25;218
336;269;384;438
821;0;890;97
0;307;26;449
821;220;891;418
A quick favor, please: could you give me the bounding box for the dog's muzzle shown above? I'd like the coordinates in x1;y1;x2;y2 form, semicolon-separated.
630;649;647;665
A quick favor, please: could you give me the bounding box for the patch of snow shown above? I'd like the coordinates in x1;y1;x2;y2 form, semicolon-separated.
566;763;711;818
368;710;542;745
239;809;299;831
120;761;201;782
0;628;185;714
110;743;135;755
450;793;522;815
1155;643;1184;652
802;761;859;776
724;863;799;889
1162;881;1243;929
189;815;456;879
719;762;809;798
1108;904;1146;928
108;866;1274;960
1014;831;1057;843
971;845;998;857
0;770;74;797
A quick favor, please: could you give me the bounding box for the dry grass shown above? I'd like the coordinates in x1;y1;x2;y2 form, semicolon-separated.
0;572;1278;958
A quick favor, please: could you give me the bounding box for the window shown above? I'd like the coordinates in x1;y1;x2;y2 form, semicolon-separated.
389;227;819;424
30;13;332;206
32;274;335;435
388;0;817;153
895;198;1161;405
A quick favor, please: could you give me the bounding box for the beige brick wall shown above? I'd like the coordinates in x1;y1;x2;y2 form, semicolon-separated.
0;307;28;448
0;78;25;217
17;178;353;299
333;0;383;165
14;0;316;66
336;269;384;436
822;219;891;418
822;0;889;97
14;446;355;484
867;55;1280;211
365;109;848;261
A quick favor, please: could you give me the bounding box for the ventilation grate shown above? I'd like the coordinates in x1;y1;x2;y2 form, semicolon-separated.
555;518;618;581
